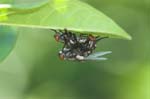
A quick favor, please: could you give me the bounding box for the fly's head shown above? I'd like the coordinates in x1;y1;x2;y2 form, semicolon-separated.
88;34;96;41
54;33;61;42
58;51;65;60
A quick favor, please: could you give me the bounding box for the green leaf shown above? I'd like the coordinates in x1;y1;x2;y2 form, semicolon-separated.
0;0;132;40
0;26;17;62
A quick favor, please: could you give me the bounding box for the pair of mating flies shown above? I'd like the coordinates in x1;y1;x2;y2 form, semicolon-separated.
52;29;111;61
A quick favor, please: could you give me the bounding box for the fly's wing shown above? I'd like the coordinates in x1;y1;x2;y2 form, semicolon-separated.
88;51;112;58
84;57;108;61
84;51;112;61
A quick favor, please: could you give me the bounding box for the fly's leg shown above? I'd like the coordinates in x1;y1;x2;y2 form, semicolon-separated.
96;36;109;42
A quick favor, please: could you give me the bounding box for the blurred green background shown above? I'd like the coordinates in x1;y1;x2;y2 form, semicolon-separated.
0;0;149;99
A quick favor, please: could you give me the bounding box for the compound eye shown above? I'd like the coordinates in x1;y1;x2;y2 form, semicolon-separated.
89;35;95;41
59;54;65;60
54;34;60;42
58;51;64;60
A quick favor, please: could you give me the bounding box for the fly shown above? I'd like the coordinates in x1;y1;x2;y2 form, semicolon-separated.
52;28;111;61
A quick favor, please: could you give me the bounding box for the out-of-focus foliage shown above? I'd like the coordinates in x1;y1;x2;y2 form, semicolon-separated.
0;26;17;62
0;0;49;10
0;0;149;99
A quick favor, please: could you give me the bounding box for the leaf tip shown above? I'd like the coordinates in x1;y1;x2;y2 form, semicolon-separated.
125;33;132;40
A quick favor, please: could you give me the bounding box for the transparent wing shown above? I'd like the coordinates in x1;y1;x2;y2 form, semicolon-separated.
83;51;112;61
84;57;108;61
88;51;112;58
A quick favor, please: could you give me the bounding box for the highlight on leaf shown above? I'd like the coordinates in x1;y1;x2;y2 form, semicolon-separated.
0;8;9;21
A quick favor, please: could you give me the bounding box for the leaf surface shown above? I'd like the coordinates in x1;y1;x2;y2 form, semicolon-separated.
0;0;132;40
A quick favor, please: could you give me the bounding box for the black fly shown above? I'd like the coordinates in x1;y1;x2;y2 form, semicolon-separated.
52;29;111;61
